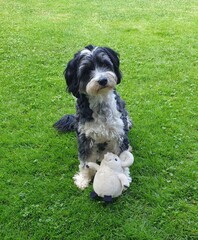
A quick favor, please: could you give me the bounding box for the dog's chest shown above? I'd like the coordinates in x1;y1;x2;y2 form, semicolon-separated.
79;93;124;142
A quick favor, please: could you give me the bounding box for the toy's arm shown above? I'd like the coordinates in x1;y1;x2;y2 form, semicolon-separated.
119;150;134;167
118;173;130;190
86;162;100;171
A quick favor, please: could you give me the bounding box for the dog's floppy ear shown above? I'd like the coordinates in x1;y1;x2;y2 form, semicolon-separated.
64;52;80;98
103;47;122;84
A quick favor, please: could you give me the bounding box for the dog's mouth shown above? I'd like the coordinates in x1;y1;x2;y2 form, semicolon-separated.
97;76;117;93
97;85;113;93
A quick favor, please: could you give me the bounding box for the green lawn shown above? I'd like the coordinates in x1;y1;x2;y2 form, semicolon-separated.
0;0;197;239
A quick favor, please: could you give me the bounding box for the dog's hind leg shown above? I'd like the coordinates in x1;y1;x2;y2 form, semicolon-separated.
53;114;76;132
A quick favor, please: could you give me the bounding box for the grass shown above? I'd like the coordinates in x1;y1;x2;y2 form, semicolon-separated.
0;0;197;239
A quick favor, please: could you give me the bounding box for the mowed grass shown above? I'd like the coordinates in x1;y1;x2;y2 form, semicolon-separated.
0;0;197;239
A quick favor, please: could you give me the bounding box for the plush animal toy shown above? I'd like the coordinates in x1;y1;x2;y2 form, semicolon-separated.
86;151;134;203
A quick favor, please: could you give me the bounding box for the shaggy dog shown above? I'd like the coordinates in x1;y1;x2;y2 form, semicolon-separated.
54;45;133;189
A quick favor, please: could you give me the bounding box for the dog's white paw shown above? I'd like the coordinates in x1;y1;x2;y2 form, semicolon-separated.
123;167;132;183
73;172;90;190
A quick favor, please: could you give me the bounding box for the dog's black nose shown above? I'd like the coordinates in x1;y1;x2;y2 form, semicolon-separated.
98;78;108;86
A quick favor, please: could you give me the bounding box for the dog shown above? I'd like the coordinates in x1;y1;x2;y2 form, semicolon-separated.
54;45;133;189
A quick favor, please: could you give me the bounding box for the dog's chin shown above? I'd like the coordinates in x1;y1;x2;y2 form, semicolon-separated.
86;84;115;96
97;85;114;94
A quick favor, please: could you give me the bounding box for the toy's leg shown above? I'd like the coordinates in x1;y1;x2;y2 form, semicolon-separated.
118;173;130;190
90;191;99;199
104;195;113;203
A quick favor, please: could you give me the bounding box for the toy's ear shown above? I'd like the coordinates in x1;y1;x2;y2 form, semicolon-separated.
104;152;112;159
103;152;111;163
64;52;80;98
103;152;109;160
103;47;122;84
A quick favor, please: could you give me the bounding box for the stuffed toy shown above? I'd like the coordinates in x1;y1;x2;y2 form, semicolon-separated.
86;151;134;203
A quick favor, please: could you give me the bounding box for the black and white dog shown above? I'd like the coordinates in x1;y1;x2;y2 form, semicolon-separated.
54;45;133;189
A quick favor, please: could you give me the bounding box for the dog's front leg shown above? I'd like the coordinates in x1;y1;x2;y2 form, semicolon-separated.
73;135;96;189
73;161;95;190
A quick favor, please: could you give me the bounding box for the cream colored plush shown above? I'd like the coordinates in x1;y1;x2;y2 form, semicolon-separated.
86;151;134;202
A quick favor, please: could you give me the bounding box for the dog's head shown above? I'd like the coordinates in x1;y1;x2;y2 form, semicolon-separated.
64;45;122;98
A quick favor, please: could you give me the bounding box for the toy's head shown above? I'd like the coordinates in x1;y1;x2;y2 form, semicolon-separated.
102;152;123;171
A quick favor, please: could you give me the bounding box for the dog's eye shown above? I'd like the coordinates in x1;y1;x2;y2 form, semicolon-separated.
79;65;94;77
102;60;112;68
115;158;118;161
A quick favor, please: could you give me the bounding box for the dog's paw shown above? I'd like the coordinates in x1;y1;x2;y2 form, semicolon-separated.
73;173;90;190
123;167;132;183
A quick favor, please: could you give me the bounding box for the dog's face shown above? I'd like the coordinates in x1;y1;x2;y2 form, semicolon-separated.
64;45;122;97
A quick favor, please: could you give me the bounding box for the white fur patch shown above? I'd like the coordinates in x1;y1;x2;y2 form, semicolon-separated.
73;173;90;190
80;49;92;56
79;90;124;148
73;165;95;189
